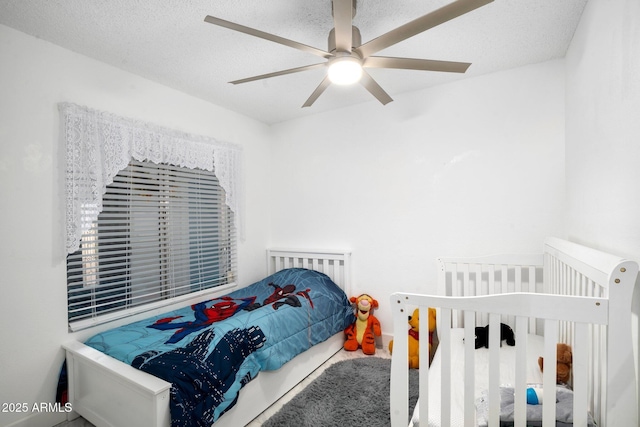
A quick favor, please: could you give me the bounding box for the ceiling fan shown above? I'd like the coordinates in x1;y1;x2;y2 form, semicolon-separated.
204;0;493;107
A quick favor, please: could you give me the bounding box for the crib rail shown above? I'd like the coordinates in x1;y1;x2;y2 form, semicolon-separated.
390;292;606;427
437;254;543;333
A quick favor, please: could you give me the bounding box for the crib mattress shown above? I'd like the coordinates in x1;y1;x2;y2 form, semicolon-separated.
411;328;545;427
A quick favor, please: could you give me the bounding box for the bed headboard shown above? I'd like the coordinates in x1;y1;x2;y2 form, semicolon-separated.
267;248;352;296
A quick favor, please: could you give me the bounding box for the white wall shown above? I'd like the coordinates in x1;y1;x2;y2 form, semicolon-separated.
0;25;272;427
565;0;640;419
8;1;639;422
270;60;566;332
565;0;640;257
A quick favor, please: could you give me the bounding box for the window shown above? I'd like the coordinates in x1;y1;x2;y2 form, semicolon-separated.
67;160;237;329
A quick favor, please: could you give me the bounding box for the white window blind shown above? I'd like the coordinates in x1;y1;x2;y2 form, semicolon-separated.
67;160;237;328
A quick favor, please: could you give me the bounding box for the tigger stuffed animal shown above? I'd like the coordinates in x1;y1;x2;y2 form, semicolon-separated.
343;294;381;355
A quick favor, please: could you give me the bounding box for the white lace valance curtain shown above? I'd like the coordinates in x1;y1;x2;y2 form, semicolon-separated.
61;102;243;254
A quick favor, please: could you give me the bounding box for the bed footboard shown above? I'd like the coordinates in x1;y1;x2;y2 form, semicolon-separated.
63;340;171;427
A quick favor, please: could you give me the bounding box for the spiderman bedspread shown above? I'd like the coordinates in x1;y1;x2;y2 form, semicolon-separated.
84;268;355;427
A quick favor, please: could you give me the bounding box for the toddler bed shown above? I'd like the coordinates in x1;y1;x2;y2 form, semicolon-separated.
390;237;639;427
63;248;352;427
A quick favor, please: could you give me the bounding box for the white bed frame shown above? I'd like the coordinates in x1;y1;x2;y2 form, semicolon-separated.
63;248;351;427
390;237;638;427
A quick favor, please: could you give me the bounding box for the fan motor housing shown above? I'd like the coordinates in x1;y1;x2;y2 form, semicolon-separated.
328;26;362;54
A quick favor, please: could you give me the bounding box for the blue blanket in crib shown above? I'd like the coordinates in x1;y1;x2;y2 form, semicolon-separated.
84;268;355;426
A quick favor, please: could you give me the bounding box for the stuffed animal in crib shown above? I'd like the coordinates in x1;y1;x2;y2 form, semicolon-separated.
343;294;382;355
388;307;436;369
538;343;572;385
473;323;516;349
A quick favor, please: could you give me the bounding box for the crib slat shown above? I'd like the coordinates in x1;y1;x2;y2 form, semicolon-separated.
419;310;430;427
528;266;537;334
475;265;488;326
440;308;452;427
514;316;528;427
463;311;475;427
476;264;484;294
588;324;596;421
437;259;445;295
501;265;508;293
573;323;588;427
488;264;496;294
463;264;471;297
543;319;559;426
485;265;495;328
488;313;501;427
594;323;604;424
452;264;462;328
390;300;409;427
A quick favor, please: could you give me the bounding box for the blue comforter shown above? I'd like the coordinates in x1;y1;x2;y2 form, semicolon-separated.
84;268;355;426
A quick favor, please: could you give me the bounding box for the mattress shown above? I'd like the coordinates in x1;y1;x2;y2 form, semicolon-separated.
410;328;545;427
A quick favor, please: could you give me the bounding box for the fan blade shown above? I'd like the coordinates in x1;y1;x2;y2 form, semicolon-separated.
355;0;493;58
360;71;393;105
332;0;353;53
302;76;332;108
204;15;331;59
230;63;326;85
364;56;471;73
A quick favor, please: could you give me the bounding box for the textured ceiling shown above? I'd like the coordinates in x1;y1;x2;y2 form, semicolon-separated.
0;0;587;124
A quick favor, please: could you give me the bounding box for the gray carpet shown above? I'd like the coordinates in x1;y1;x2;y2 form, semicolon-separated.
263;357;418;427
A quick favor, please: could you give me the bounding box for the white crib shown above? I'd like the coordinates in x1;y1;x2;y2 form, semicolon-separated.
390;237;638;427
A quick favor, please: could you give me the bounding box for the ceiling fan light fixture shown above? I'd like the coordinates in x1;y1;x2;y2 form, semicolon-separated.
327;56;363;85
205;0;494;107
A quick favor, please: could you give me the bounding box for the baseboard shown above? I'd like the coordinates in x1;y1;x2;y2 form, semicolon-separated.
380;332;393;349
4;410;67;427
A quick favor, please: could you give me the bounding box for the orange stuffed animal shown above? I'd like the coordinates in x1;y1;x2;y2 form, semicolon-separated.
389;307;436;368
344;294;382;355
